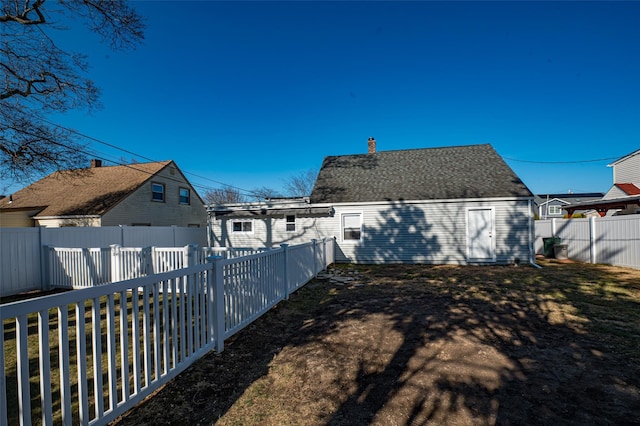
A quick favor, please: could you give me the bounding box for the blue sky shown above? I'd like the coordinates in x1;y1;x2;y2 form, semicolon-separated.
6;1;640;197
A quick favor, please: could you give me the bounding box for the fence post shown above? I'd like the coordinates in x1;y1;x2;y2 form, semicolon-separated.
42;245;51;291
173;225;177;247
208;255;225;353
311;239;318;277
322;238;328;269
551;218;557;237
148;246;156;274
280;244;289;299
184;244;197;267
590;216;597;264
110;244;121;283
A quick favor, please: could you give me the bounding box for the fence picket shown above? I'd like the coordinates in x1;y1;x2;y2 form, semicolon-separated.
106;294;117;411
142;286;151;390
170;279;178;369
132;288;141;395
37;309;53;425
119;289;130;403
1;239;334;426
162;279;170;377
16;314;31;426
58;307;72;426
92;297;104;418
76;303;89;426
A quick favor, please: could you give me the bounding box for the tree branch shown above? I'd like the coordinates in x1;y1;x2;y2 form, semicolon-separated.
0;0;46;25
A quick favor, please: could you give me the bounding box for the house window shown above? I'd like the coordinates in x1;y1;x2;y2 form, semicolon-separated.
152;183;165;202
286;215;296;232
548;205;563;215
342;213;362;241
179;187;190;205
232;220;253;233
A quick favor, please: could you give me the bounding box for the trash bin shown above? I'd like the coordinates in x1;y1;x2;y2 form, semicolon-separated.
543;237;561;258
554;243;568;260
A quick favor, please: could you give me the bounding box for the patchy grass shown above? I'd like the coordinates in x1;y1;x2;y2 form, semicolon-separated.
3;291;177;425
82;262;640;424
111;260;640;425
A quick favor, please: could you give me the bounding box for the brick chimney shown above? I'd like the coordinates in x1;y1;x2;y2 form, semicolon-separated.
90;159;102;168
367;137;376;154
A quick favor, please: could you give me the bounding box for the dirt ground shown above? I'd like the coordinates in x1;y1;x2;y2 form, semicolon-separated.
112;261;640;426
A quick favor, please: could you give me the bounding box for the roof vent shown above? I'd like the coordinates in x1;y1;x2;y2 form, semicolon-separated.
90;159;102;168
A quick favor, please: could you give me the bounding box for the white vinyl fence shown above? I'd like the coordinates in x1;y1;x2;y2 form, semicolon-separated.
1;238;335;426
47;245;277;289
535;216;640;269
0;226;207;297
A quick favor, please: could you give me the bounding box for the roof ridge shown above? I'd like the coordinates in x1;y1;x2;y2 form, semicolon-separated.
324;143;493;159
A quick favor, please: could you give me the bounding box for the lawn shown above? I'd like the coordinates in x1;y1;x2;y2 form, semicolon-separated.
103;261;640;424
7;261;620;425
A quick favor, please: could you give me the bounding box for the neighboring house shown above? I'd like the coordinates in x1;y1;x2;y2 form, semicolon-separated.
564;148;640;217
0;160;207;227
208;197;333;248
209;141;535;265
534;193;604;219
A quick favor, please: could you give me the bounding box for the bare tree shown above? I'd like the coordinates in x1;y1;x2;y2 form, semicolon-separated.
1;0;145;183
204;186;247;205
250;186;283;202
283;169;317;197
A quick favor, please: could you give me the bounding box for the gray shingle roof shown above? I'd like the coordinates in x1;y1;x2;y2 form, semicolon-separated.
310;144;533;203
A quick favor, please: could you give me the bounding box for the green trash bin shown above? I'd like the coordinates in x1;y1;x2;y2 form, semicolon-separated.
543;237;561;258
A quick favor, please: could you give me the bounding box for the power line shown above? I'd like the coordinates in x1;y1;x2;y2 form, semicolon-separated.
503;155;619;164
49;138;256;196
34;116;258;195
6;120;259;197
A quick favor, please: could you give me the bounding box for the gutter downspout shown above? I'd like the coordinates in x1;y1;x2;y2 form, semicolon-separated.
529;199;542;268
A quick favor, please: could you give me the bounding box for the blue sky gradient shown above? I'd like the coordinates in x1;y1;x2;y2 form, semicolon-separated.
6;1;639;198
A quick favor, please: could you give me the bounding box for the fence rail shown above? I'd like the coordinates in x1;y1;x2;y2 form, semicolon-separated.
535;216;640;269
1;238;335;426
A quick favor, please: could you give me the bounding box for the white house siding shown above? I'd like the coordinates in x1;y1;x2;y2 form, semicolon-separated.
330;200;531;264
36;217;101;227
603;186;628;200
103;166;207;227
211;199;532;265
613;152;640;185
211;216;326;248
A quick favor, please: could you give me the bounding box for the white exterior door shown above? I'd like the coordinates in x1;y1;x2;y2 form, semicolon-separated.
467;208;495;262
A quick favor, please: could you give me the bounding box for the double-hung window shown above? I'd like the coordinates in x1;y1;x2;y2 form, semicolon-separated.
285;215;296;232
152;183;165;202
342;212;362;241
179;187;190;205
232;220;253;233
548;205;563;215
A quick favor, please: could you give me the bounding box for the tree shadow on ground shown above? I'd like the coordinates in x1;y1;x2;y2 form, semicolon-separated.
112;262;640;426
314;264;640;425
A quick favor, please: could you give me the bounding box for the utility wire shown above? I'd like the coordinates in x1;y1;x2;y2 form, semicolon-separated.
32;116;259;196
9;125;259;197
503;155;619;164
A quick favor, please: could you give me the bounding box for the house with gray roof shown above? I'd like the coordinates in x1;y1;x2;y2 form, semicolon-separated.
209;140;536;265
0;160;207;227
534;193;604;219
